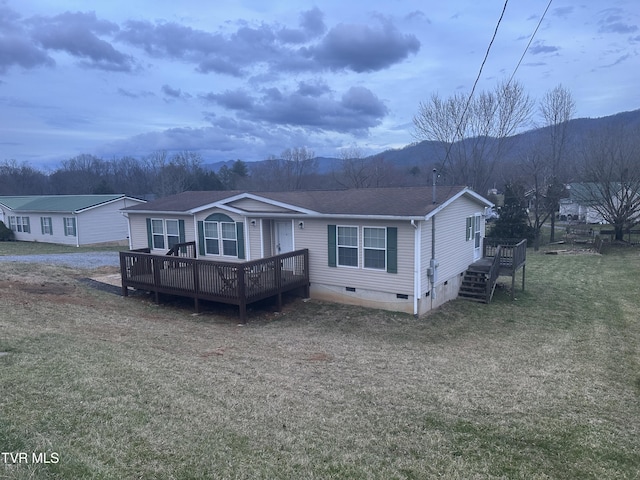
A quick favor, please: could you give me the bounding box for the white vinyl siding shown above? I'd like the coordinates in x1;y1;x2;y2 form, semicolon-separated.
422;196;486;291
299;218;414;295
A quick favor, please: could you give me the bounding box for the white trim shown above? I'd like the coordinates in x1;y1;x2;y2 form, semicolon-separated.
336;225;359;268
244;217;251;260
362;226;387;271
425;187;493;221
412;220;421;316
189;192;319;216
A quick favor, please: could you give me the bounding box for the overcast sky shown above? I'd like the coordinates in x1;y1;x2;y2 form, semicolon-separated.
1;0;638;168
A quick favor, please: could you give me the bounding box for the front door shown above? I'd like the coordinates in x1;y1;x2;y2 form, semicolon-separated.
275;220;294;254
474;214;482;260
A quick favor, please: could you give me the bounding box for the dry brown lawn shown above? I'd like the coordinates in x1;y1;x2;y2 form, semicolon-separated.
1;247;639;479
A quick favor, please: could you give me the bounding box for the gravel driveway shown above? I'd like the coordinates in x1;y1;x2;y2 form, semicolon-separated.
0;251;120;269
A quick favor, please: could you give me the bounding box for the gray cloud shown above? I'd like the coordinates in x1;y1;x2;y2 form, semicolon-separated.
117;88;155;99
118;9;419;76
552;7;574;18
307;20;420;72
201;84;387;134
277;7;326;43
28;11;134;71
598;8;638;34
529;41;559;55
0;5;53;73
161;84;191;100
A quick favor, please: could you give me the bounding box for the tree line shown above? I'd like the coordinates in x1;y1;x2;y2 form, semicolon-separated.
2;80;639;242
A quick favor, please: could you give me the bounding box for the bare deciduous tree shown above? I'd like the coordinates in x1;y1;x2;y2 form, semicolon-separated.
576;125;640;241
413;80;533;193
539;84;576;241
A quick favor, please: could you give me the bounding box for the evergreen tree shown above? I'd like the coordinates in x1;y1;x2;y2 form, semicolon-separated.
488;183;535;242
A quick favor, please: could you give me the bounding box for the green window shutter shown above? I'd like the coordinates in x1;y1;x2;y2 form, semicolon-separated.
236;222;245;259
146;218;153;249
40;217;45;235
49;218;53;235
328;224;337;267
178;219;186;254
466;216;472;241
72;218;76;237
197;221;206;256
386;227;398;274
178;219;186;243
64;218;68;237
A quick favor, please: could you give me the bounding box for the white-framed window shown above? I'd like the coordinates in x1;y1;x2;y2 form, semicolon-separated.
204;221;237;257
474;214;481;249
151;219;164;249
63;217;76;236
9;216;30;233
221;222;238;256
41;217;53;235
166;219;180;249
337;225;358;267
363;227;386;270
204;221;219;255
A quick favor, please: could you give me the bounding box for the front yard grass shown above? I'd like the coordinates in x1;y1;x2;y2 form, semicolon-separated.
1;246;639;478
0;241;125;256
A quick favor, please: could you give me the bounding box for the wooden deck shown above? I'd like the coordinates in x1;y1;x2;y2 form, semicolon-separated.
460;239;527;303
120;244;309;322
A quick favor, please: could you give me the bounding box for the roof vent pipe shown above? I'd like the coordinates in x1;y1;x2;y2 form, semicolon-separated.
432;168;437;204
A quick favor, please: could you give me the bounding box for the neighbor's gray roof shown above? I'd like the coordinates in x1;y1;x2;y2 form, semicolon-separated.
123;186;491;218
0;194;140;213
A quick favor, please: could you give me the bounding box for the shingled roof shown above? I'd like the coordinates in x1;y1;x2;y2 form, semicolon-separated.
123;186;491;218
0;194;136;213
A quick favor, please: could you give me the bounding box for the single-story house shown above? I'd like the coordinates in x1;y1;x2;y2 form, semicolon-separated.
0;194;146;246
121;186;493;316
559;183;605;224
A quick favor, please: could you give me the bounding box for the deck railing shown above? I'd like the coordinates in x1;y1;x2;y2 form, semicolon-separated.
482;238;527;301
166;241;197;258
120;248;310;322
485;245;502;303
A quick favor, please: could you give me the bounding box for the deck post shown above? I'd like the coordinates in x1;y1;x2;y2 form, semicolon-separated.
275;258;283;312
303;249;310;297
119;253;129;297
237;265;247;323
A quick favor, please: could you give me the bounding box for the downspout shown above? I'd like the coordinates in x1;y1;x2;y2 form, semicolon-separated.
244;217;251;260
123;212;132;250
411;219;421;317
430;169;437;304
193;216;199;256
74;213;80;247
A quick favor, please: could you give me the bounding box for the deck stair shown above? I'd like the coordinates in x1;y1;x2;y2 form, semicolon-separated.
458;239;527;304
459;266;489;303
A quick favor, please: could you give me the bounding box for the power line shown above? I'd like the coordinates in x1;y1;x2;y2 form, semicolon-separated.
437;0;510;180
508;0;553;85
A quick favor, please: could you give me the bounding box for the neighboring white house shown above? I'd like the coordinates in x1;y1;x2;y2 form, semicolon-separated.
122;186;493;316
0;194;146;246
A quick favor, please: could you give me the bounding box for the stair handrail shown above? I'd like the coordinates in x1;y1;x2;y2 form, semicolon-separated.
486;245;502;303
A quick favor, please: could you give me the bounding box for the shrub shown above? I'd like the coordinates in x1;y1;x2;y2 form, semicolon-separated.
0;221;14;241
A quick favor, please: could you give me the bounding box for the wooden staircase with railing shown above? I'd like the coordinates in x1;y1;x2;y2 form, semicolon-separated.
459;239;527;304
459;267;490;302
